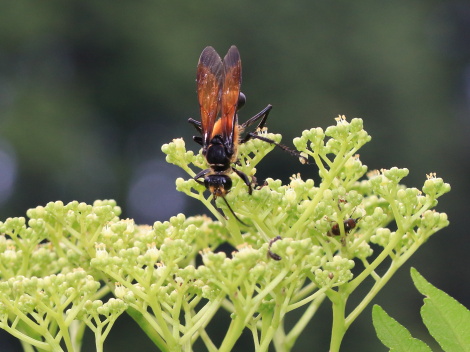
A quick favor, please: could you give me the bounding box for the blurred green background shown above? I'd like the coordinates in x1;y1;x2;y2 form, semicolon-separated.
1;1;469;351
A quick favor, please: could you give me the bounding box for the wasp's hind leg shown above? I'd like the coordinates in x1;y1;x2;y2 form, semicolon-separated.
240;104;273;130
239;105;307;163
188;118;203;134
243;132;307;162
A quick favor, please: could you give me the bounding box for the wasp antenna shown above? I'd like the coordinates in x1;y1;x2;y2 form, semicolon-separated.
221;196;249;227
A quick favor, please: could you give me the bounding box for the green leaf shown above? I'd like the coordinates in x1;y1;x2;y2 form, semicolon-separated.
411;268;470;352
372;305;432;352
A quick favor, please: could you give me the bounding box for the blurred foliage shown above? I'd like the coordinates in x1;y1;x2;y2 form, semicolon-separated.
0;0;468;351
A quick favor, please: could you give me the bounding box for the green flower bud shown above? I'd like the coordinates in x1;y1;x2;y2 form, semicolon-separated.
352;239;373;259
422;173;451;198
114;283;126;299
382;167;409;184
370;228;392;247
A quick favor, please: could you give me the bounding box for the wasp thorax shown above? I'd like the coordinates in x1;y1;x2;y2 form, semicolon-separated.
206;142;231;170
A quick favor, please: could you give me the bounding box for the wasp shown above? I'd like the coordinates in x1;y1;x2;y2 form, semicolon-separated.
188;45;305;210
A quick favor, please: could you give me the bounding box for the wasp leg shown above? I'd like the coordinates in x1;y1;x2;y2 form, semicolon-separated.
193;168;211;185
268;235;282;261
232;167;252;195
243;132;308;163
238;105;307;163
188;118;203;134
193;136;203;146
240;104;272;130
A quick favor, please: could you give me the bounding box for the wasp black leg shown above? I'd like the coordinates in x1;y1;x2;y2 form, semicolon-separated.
268;235;282;261
188;118;203;134
245;132;308;162
240;104;273;130
193;168;211;184
193;136;203;146
239;105;308;163
232;167;252;195
188;118;204;145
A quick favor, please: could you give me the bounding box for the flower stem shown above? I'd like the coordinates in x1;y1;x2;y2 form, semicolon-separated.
329;290;347;352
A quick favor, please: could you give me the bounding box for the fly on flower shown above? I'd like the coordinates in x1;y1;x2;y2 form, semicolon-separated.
188;45;306;224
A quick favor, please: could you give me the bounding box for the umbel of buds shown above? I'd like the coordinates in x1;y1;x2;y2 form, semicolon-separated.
0;116;449;352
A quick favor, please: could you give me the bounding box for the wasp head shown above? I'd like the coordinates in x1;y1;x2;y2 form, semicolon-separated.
205;174;232;198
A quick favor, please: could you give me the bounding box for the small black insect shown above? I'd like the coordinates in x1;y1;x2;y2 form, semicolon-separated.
328;217;361;237
267;235;282;261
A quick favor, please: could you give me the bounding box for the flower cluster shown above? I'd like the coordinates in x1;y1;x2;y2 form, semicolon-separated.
0;117;449;352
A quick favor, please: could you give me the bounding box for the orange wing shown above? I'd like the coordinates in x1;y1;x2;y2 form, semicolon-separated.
197;47;223;146
220;46;242;148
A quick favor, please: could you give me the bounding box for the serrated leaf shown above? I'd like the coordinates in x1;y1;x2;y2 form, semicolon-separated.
411;268;470;352
372;305;432;352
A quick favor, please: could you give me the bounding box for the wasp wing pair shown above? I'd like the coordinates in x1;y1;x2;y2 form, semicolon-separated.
188;45;305;202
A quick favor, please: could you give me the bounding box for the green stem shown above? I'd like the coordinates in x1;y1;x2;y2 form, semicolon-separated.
218;311;247;352
286;142;356;239
1;300;63;351
285;293;327;350
70;320;86;352
180;295;225;344
1;322;52;351
329;290;347;352
127;307;168;352
94;321;104;352
20;341;38;352
273;325;288;352
258;292;286;352
199;328;218;352
345;236;425;328
224;210;244;246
